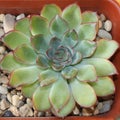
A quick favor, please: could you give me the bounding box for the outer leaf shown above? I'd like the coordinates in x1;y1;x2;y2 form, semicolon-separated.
31;34;49;53
90;77;115;97
78;23;97;41
62;30;78;48
14;44;37;64
22;81;39;98
39;69;58;87
0;53;25;72
15;18;31;37
30;15;49;36
61;66;78;79
70;79;97;107
10;66;40;87
72;52;82;65
76;65;97;82
52;95;75;117
76;40;96;58
41;4;62;22
81;58;117;76
33;85;51;111
49;76;70;112
92;39;119;59
50;15;69;38
62;4;82;30
3;31;30;50
82;11;98;23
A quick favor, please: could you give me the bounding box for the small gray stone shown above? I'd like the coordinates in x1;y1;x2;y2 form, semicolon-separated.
73;107;80;115
97;102;103;110
0;86;8;94
0;99;10;110
104;20;112;32
3;14;15;33
0;14;4;22
98;29;112;40
26;98;33;108
0;46;5;54
12;95;20;107
16;13;25;20
0;29;4;38
19;104;33;117
99;100;113;114
99;14;106;21
9;105;19;116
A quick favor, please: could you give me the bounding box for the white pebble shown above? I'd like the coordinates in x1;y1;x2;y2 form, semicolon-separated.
0;28;4;38
99;14;106;21
0;46;5;54
0;76;8;84
104;20;112;31
9;105;19;116
0;86;8;94
3;14;15;33
0;14;5;22
16;13;25;20
98;29;112;40
19;104;33;117
26;98;33;108
0;99;10;110
12;95;20;107
7;93;12;103
73;107;80;115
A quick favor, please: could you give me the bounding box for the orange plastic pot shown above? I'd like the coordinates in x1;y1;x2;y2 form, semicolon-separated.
0;0;120;120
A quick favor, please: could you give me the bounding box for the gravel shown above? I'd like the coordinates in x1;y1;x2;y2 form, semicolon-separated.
0;13;115;117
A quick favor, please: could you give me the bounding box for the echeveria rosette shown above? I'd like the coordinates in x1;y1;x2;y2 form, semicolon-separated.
0;4;119;117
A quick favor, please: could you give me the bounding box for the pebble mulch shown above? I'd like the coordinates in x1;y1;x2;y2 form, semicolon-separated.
0;13;114;117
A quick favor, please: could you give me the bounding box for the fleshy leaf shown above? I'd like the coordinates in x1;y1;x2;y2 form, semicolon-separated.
82;11;98;23
10;66;40;87
49;37;61;49
76;40;96;58
14;44;37;64
90;77;115;97
39;69;58;87
70;79;97;107
49;76;70;112
61;66;78;79
0;53;25;72
15;18;31;37
76;65;97;82
30;15;49;36
36;54;49;69
72;52;82;65
41;4;62;22
62;30;78;48
33;85;51;111
78;23;97;41
92;39;119;59
3;31;30;50
52;63;65;72
81;58;117;76
31;34;49;53
62;4;82;30
50;15;69;38
52;95;75;117
22;81;39;98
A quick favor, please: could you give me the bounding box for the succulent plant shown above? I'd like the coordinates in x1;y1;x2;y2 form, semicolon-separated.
0;4;119;117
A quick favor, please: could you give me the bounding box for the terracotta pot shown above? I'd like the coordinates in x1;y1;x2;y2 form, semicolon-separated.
0;0;120;120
